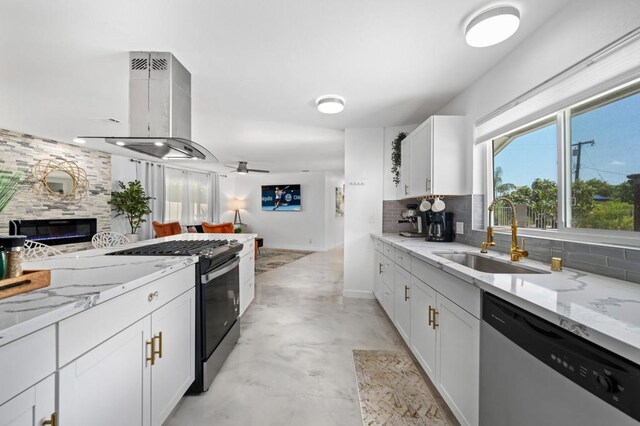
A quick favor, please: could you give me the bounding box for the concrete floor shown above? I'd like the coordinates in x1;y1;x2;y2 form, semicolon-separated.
166;246;406;426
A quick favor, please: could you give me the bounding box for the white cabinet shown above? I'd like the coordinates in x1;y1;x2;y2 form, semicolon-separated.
436;295;479;426
410;277;437;379
150;289;196;426
239;238;256;316
380;255;394;291
399;115;467;199
393;265;411;344
0;374;55;426
59;289;195;426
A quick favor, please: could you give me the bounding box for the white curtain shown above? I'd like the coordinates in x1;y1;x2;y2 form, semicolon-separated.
135;161;165;240
209;173;220;223
164;167;218;226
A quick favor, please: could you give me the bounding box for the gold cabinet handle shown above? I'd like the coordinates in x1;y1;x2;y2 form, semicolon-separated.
404;184;409;195
43;413;57;426
428;306;433;327
432;309;439;330
379;263;383;274
404;285;409;301
154;331;163;360
146;338;155;365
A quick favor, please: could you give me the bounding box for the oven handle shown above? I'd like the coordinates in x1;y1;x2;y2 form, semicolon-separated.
201;256;240;284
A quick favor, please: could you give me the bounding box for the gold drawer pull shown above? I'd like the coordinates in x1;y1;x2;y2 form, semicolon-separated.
146;338;155;365
404;285;409;301
148;291;159;302
43;413;57;426
428;306;433;327
154;331;163;360
432;309;439;330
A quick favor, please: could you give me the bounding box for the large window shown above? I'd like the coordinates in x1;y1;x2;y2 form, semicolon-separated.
165;168;211;224
492;80;640;235
493;118;558;229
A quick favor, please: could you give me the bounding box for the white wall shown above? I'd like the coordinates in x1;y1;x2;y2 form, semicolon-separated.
324;172;345;251
218;173;237;223
343;128;384;299
228;171;342;251
383;124;418;200
437;0;640;200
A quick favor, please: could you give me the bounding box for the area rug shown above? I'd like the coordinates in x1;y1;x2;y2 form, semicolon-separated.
254;248;313;275
353;350;451;426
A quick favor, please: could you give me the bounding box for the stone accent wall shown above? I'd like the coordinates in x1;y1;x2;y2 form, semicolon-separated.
0;129;111;251
384;194;640;285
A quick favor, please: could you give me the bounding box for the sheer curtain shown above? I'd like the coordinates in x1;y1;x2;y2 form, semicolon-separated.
164;168;218;225
209;173;220;223
135;161;165;240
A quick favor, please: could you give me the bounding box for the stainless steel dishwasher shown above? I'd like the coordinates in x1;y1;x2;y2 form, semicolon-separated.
480;292;640;426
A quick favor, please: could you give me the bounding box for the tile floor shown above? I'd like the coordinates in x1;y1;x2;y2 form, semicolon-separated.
166;246;406;426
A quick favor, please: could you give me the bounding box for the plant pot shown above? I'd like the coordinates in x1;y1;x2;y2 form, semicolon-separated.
126;233;140;243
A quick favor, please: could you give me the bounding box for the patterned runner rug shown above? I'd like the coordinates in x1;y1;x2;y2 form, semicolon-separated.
353;350;451;426
255;248;313;275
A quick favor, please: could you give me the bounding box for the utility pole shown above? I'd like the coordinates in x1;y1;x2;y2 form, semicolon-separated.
571;140;595;181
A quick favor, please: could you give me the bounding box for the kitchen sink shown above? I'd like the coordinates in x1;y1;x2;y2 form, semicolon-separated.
435;252;549;274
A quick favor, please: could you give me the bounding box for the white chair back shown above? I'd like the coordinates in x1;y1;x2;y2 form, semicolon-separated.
23;240;63;260
92;232;131;249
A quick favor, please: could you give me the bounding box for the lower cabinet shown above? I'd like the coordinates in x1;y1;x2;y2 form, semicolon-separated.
410;277;437;378
0;374;55;426
394;265;411;344
436;295;480;426
239;239;256;316
59;288;195;426
371;238;480;426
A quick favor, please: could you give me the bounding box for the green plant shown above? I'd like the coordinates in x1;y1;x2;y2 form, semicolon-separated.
0;169;23;213
234;225;243;233
108;180;153;234
391;132;407;186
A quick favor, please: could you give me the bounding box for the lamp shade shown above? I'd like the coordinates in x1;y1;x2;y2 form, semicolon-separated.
229;198;246;211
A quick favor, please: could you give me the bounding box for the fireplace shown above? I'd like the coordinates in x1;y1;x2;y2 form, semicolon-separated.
9;218;97;246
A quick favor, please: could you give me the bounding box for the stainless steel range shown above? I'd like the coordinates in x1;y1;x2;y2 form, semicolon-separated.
107;238;243;392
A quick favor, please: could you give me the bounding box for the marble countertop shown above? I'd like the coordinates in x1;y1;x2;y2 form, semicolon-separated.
372;233;640;364
0;233;256;348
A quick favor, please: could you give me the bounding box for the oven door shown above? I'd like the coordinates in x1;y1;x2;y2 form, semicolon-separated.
201;256;240;359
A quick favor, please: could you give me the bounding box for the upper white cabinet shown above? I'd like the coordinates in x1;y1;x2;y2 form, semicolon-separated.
398;115;467;199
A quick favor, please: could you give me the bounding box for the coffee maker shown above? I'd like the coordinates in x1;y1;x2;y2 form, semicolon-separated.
427;212;454;242
398;205;425;237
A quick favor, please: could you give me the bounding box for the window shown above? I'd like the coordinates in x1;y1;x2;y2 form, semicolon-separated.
493;118;558;229
164;168;211;224
567;85;640;232
491;80;640;237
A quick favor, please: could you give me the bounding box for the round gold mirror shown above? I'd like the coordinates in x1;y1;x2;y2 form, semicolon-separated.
27;159;88;202
44;170;76;195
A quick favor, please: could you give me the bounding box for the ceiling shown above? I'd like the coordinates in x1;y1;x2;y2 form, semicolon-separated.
0;0;570;173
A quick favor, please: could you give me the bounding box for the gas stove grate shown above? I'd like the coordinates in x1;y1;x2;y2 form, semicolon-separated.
106;239;228;256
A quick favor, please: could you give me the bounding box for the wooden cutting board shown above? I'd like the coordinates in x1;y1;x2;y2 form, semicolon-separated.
0;270;51;300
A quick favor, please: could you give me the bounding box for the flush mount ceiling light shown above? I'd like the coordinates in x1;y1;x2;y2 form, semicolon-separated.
465;5;520;47
316;95;345;114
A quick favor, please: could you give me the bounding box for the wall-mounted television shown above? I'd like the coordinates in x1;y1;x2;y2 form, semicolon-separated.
261;184;301;211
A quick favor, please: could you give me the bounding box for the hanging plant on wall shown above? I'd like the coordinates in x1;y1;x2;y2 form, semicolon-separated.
391;132;407;187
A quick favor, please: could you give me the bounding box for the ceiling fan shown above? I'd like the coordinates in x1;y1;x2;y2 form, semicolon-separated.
224;161;270;174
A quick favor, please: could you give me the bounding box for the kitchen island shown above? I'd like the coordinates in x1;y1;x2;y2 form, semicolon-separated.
0;232;255;426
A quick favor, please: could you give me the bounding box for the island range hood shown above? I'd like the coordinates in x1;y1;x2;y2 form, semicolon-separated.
80;52;216;161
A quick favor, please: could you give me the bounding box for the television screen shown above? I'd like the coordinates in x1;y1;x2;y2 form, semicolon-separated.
261;184;301;211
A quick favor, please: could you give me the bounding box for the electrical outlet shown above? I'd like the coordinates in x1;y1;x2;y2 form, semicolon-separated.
456;222;464;235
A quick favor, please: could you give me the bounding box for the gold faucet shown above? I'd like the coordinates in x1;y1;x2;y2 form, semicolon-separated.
480;196;528;262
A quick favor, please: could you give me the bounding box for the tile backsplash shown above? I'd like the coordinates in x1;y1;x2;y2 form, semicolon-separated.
383;194;640;285
0;128;112;252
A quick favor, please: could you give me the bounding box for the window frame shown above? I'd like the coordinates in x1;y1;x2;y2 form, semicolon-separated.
485;79;640;247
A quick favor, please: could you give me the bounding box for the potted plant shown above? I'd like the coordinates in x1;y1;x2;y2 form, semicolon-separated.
391;132;407;187
108;180;153;242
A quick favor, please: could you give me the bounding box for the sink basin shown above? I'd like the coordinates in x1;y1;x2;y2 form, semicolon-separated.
435;252;549;274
